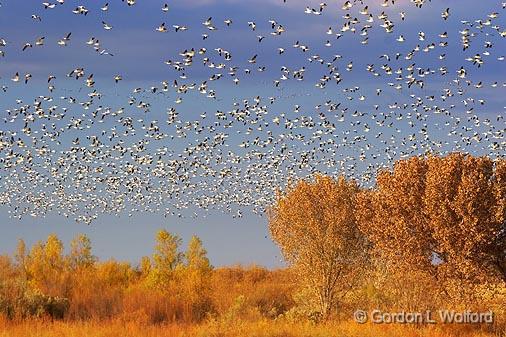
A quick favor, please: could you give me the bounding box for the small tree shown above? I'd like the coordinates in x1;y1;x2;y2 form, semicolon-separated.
147;230;183;289
186;236;211;273
26;234;68;297
182;235;213;321
14;239;28;276
69;234;96;269
140;256;152;277
268;175;369;319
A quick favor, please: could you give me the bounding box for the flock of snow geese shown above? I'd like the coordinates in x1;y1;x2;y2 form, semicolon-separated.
0;0;504;223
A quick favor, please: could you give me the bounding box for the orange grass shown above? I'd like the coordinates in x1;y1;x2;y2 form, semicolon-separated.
0;317;503;337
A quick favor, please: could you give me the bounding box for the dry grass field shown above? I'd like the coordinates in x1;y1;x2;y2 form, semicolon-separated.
1;318;504;337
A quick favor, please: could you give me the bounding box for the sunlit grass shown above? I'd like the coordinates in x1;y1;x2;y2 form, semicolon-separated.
1;318;503;337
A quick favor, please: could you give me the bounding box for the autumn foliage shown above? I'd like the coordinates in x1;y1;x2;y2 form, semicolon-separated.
267;154;504;327
0;154;505;337
269;175;369;319
0;231;293;325
356;154;505;288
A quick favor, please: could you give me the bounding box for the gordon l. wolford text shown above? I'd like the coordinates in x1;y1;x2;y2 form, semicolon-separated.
362;310;494;324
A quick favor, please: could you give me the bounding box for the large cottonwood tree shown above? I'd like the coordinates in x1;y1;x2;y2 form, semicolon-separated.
356;154;506;285
268;175;369;319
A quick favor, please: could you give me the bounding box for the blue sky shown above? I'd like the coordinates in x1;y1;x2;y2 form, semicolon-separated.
0;0;504;267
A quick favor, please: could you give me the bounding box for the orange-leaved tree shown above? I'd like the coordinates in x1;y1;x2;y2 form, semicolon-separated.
268;175;369;319
356;154;506;289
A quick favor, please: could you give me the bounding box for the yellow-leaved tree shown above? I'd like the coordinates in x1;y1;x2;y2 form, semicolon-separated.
181;235;213;321
26;234;68;297
268;175;369;320
146;229;183;289
68;234;96;270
